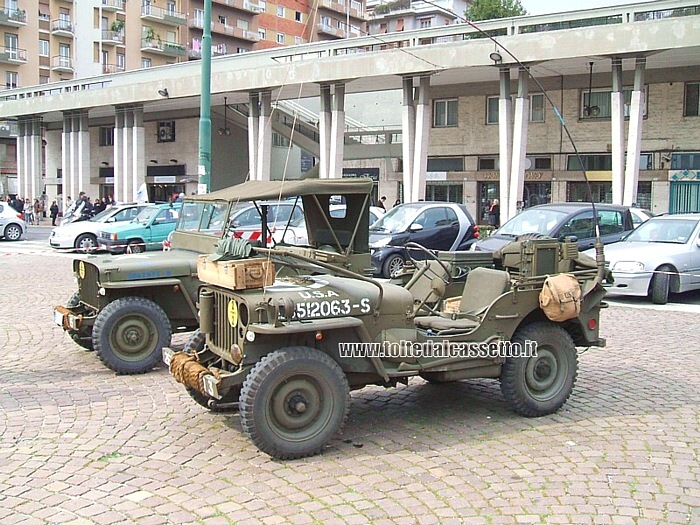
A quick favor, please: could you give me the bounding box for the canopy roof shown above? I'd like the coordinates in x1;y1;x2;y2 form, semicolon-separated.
188;178;374;202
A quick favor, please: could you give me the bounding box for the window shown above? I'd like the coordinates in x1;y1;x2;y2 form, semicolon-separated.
425;184;464;203
166;0;176;15
295;36;303;45
567;181;612;203
218;15;227;25
530;157;552;170
259;0;266;12
237;19;249;30
157;121;176;142
39;39;50;57
671;152;700;170
684;82;699;117
478;157;498;170
419;17;431;28
4;34;18;59
141;58;151;68
567;154;612;171
295;11;302;22
6;71;18;89
427;157;463;171
581;86;648;119
487;96;499;124
117;53;125;69
433;99;458;127
272;133;290;147
277;33;285;44
396;18;404;31
259;28;266;39
530;93;545;122
194;8;204;25
99;127;115;147
277;5;285;17
39;75;49;85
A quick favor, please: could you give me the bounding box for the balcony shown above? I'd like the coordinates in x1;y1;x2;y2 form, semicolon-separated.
51;55;74;73
0;47;27;64
101;0;126;13
317;23;345;38
189;19;260;41
100;30;125;45
141;4;186;26
52;19;75;37
102;63;125;74
318;0;362;19
141;38;186;57
188;45;229;60
212;0;263;14
0;7;27;27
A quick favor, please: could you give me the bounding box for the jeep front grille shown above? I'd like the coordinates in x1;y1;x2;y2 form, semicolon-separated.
209;287;240;354
75;260;100;308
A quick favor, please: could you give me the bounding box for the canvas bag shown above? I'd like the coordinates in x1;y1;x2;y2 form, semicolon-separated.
539;273;582;322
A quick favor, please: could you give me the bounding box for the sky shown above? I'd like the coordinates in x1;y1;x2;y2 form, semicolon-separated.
520;0;644;16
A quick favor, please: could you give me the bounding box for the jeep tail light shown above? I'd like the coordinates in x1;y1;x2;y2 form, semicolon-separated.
588;318;596;330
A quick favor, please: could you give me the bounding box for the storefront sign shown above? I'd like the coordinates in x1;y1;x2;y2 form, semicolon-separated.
476;171;551;181
669;169;700;181
153;176;176;183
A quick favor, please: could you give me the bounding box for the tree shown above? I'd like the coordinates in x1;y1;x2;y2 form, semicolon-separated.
465;0;527;21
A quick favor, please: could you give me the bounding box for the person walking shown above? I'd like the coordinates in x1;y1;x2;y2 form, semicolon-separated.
50;200;59;226
488;199;500;228
376;195;387;211
24;198;34;226
33;198;42;225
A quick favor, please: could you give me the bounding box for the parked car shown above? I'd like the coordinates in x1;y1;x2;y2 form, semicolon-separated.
0;202;26;241
50;203;148;252
583;213;700;304
629;207;654;228
369;201;478;278
472;203;635;253
98;203;181;254
228;201;304;244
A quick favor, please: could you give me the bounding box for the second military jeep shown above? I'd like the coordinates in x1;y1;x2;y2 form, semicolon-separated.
163;179;608;460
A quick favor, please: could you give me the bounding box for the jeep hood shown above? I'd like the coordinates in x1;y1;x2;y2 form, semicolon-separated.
83;249;198;281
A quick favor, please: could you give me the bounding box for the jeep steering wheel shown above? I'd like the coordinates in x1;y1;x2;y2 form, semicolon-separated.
403;242;452;285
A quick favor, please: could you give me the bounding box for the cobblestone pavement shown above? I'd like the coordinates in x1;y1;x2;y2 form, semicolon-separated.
1;254;698;525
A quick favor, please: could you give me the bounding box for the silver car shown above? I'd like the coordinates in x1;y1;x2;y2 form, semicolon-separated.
0;202;26;241
585;214;700;304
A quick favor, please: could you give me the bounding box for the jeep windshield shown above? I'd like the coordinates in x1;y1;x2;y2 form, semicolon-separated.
496;208;567;237
177;201;230;237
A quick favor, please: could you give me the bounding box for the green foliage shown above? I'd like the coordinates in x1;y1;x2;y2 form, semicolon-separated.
465;0;527;21
373;0;411;16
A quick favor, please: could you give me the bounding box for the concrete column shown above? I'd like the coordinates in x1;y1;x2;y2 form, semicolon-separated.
113;109;124;204
17;118;42;200
623;58;646;206
69;113;78;203
248;92;260;180
257;91;272;182
411;75;431;203
319;84;332;179
509;67;529;219
498;67;513;224
122;109;133;202
329;82;345;179
611;58;625;205
401;76;415;202
16;119;26;198
132;106;145;201
76;110;90;197
60;114;70;210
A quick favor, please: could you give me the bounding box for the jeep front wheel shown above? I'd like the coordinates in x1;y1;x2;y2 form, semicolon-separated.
183;330;241;412
239;347;350;459
92;297;171;374
500;321;577;417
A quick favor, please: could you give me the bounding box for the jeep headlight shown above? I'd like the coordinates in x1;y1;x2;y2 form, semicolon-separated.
370;237;391;248
612;261;645;272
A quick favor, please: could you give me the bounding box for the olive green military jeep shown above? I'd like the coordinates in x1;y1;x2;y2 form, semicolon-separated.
163;179;608;460
53;178;371;374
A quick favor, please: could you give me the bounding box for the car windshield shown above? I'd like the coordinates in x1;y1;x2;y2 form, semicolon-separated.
90;208;117;222
132;206;159;223
370;204;422;234
624;218;698;244
497;208;568;237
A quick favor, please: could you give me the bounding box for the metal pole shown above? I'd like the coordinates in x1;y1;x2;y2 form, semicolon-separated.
197;0;212;194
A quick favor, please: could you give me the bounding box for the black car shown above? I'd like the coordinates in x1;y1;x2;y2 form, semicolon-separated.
370;201;478;278
472;203;635;253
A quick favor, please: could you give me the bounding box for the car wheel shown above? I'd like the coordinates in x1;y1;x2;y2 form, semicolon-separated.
74;233;97;252
239;347;350;459
500;321;577;417
126;240;146;254
4;223;22;241
183;330;241;412
650;265;672;305
383;253;405;279
92;297;172;374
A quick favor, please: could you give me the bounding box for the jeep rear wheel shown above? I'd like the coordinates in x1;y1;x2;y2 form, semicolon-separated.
183;330;241;412
239;347;350;459
500;322;577;417
92;297;171;374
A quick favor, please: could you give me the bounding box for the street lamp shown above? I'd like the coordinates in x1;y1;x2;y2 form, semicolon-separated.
198;0;212;194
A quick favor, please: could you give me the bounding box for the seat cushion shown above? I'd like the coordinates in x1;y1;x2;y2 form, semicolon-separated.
414;315;479;332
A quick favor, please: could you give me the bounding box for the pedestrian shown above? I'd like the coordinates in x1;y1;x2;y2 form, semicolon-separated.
393;199;401;207
33;198;42;225
488;199;500;227
64;196;73;214
50;200;59;226
24;198;34;226
376;195;387;211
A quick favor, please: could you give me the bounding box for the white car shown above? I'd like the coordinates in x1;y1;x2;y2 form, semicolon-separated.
49;203;147;251
0;202;26;241
584;214;700;304
629;207;654;228
275;205;385;246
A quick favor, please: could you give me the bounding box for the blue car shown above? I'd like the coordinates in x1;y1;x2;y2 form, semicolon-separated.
98;202;182;254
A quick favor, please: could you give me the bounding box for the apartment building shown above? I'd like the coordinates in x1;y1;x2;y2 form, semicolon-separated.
366;0;467;35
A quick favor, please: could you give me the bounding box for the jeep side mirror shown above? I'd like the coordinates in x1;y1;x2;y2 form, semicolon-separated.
409;223;424;232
